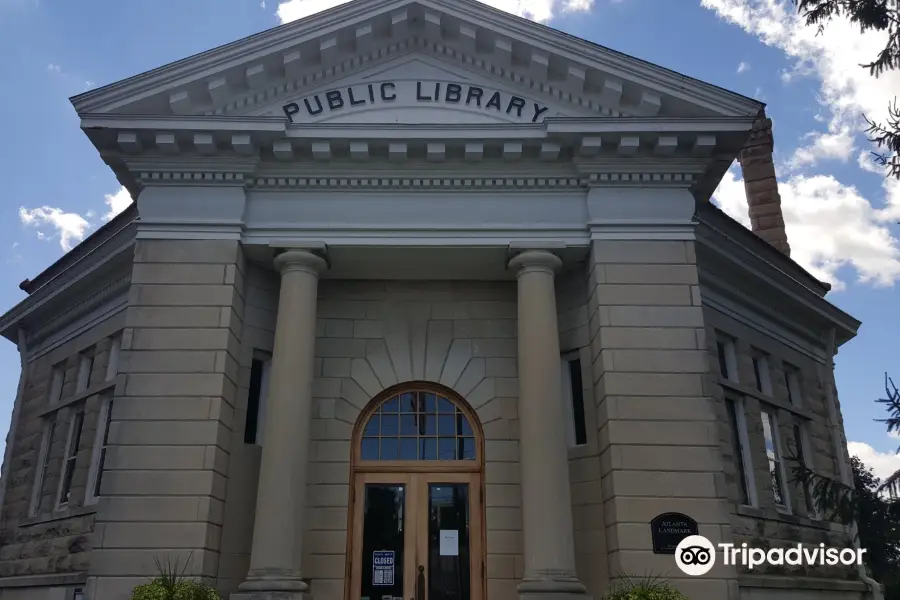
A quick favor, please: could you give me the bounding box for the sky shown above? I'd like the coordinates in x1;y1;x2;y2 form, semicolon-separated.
0;0;898;480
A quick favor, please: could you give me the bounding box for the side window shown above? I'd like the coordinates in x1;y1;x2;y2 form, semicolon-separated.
76;350;95;393
751;350;773;396
715;333;739;382
560;354;587;447
245;353;272;446
29;417;57;516
85;396;113;505
726;396;756;506
56;408;85;508
784;363;803;406
761;410;790;512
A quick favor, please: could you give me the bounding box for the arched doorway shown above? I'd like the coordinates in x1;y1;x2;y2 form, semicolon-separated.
347;382;485;600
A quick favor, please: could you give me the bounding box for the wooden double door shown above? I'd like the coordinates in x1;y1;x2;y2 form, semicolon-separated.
349;472;484;600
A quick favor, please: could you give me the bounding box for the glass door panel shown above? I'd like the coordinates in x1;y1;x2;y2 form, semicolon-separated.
413;473;483;600
351;474;417;600
426;483;471;600
351;472;482;600
361;484;405;600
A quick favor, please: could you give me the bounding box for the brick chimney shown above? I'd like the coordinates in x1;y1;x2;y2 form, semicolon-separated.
738;113;791;256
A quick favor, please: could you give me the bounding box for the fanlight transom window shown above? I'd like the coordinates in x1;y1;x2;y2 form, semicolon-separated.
360;390;476;461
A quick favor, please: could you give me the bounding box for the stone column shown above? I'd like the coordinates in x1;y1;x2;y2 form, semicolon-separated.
508;250;589;600
238;249;327;599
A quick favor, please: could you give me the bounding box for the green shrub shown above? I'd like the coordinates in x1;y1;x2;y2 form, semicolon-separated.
131;554;220;600
601;575;689;600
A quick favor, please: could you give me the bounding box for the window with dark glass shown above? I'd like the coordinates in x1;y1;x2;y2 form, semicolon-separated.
561;356;587;447
716;334;738;382
751;351;772;395
793;423;818;518
726;398;750;504
360;390;476;461
245;358;265;444
57;408;85;507
93;399;114;499
761;410;788;509
784;363;803;406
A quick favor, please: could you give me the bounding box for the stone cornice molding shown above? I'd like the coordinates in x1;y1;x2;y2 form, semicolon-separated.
0;225;136;342
246;172;698;190
26;270;131;347
695;218;859;346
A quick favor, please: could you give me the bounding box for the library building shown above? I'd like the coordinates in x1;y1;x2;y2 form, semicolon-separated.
0;1;878;600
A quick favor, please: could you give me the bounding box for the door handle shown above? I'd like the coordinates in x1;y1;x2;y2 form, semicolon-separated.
416;565;425;600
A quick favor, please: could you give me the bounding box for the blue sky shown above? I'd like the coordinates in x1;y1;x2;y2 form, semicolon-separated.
0;0;898;477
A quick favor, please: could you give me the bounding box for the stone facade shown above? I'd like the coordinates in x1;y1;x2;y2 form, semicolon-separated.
86;240;245;600
0;312;124;589
0;1;874;599
0;234;872;600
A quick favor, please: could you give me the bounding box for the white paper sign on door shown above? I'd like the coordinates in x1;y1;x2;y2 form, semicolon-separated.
439;530;459;556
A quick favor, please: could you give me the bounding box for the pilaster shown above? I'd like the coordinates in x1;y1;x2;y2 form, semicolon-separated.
87;238;246;600
586;237;740;600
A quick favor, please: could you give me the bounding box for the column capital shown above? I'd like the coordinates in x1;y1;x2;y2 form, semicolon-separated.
508;249;562;276
274;249;328;276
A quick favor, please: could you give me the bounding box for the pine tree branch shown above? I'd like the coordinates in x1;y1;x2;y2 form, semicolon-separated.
875;374;900;497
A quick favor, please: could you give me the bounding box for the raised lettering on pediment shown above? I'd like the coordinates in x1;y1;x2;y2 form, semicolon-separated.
240;55;587;125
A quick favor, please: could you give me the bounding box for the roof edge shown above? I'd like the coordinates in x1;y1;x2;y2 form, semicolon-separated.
71;0;764;118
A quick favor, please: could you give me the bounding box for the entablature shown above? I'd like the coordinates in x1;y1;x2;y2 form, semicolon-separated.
85;115;754;200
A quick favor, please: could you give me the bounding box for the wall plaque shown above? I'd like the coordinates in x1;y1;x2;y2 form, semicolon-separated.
650;513;698;554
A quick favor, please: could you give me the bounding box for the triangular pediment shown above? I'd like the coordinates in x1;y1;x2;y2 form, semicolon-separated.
240;53;589;124
71;0;763;124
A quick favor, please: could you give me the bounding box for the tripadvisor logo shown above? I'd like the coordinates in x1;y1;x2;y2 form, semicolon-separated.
674;535;867;576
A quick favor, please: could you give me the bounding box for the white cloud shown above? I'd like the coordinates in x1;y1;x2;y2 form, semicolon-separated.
103;186;132;221
700;0;900;146
849;440;900;484
737;61;750;73
711;167;900;290
787;126;856;170
276;0;592;23
46;63;61;73
889;431;900;440
703;0;900;289
17;186;133;254
18;206;90;252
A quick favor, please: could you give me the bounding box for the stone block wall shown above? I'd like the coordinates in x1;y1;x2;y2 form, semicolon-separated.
215;262;274;593
586;240;738;599
701;307;859;588
216;277;526;600
556;267;609;598
0;312;124;586
87;240;245;600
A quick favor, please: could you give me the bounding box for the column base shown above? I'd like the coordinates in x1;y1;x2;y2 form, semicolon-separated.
518;577;591;600
231;592;306;600
236;570;309;596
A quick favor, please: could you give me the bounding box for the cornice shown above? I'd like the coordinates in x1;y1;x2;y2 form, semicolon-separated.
0;236;135;342
700;283;829;365
26;270;131;347
695;217;859;345
248;175;584;189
